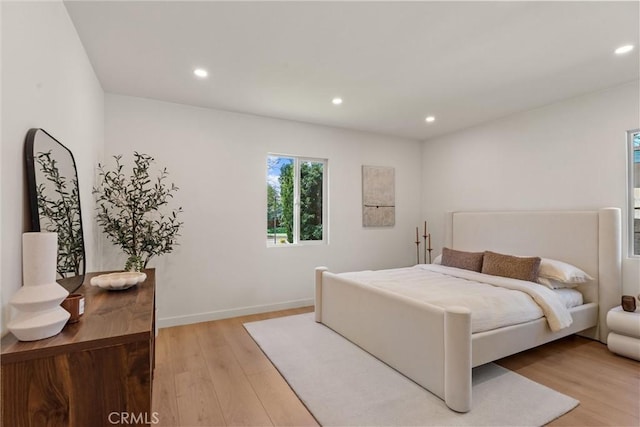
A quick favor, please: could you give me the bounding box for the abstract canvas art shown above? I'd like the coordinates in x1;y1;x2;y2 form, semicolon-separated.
362;165;395;227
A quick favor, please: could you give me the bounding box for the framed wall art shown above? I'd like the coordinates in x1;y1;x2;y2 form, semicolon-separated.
362;165;395;227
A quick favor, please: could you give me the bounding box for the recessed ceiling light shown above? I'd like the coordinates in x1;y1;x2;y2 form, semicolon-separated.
332;97;343;105
615;45;634;55
194;68;208;78
425;116;435;123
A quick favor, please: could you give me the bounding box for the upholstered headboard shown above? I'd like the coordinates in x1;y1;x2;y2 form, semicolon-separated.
444;208;622;342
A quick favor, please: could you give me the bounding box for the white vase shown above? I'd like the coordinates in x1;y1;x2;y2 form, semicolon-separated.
8;232;70;341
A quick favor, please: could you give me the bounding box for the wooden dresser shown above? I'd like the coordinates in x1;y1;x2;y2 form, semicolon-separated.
1;269;156;427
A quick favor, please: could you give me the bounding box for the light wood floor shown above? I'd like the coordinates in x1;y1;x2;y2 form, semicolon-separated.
152;307;640;426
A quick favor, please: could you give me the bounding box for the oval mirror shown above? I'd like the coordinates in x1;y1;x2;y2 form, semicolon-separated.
25;128;86;293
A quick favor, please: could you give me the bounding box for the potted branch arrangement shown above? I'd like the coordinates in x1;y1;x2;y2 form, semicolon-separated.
93;152;183;272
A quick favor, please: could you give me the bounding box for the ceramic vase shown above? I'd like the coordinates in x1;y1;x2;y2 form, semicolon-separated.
8;232;70;341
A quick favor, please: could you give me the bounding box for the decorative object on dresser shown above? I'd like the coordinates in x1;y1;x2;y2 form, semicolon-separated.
25;128;86;294
93;152;183;271
607;306;640;361
90;271;147;291
7;232;70;341
1;270;156;427
61;293;85;323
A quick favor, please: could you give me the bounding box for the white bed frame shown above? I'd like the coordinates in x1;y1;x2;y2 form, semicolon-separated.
315;208;621;412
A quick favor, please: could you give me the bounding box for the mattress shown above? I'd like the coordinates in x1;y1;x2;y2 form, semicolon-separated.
339;264;575;333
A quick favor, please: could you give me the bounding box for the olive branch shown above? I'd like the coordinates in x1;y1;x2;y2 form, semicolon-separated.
93;152;183;270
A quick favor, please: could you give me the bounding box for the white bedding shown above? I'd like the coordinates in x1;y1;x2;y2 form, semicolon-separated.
338;264;574;333
554;288;584;308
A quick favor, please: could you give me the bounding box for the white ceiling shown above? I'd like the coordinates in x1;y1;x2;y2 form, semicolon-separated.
64;1;639;141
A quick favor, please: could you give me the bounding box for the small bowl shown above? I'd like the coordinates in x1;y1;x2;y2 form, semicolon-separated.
90;272;147;291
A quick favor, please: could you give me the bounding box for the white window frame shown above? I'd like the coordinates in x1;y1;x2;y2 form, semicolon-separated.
267;154;328;247
628;129;640;257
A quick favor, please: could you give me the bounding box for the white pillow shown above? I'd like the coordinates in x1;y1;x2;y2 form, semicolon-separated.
538;258;593;284
433;254;442;265
537;277;580;289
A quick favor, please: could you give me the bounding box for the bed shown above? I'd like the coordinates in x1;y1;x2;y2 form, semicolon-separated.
314;208;622;412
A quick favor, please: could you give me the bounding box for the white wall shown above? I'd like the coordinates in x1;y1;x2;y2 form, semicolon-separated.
1;1;104;334
105;94;422;327
422;80;640;295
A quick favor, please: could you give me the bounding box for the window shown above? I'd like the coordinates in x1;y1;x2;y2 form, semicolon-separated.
629;130;640;256
267;155;327;246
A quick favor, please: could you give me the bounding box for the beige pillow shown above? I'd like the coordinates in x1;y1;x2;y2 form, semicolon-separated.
481;251;541;282
441;247;484;272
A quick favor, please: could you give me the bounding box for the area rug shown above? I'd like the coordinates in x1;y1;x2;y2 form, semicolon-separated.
244;313;579;426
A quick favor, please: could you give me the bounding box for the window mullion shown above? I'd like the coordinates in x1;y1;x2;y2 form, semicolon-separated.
293;158;300;244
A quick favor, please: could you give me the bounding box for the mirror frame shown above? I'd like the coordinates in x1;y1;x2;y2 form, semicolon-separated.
25;128;86;293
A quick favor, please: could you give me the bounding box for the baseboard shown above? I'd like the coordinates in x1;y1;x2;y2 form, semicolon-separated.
157;298;315;329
